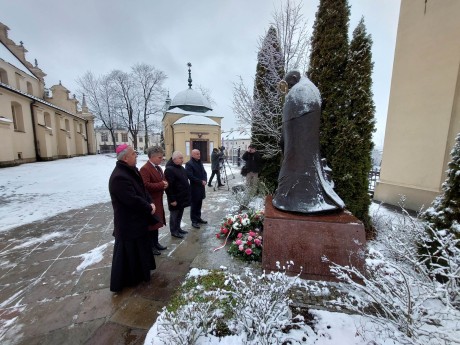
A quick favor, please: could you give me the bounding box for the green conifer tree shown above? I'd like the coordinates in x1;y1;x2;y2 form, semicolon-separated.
252;26;285;192
334;18;376;231
421;133;460;279
308;0;350;164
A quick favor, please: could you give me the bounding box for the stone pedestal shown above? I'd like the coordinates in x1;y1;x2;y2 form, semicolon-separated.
262;196;366;281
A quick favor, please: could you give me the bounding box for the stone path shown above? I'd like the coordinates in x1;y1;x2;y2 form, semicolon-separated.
0;171;354;345
0;172;249;344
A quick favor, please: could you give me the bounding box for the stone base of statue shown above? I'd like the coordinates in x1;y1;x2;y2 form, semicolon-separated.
262;196;366;282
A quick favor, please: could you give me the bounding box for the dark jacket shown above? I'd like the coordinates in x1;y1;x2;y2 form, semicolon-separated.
109;160;157;240
140;161;166;230
210;150;223;170
164;158;191;211
242;150;262;173
185;158;207;200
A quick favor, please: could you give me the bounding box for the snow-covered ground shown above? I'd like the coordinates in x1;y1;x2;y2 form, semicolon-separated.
0;153;213;233
1;155;458;344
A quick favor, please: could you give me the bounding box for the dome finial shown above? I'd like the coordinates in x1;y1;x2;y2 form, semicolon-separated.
187;62;192;89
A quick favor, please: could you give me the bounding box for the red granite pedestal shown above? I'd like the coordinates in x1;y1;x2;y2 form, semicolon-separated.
262;196;366;281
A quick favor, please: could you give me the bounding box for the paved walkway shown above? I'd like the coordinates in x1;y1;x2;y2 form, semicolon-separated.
0;172;246;345
0;170;350;345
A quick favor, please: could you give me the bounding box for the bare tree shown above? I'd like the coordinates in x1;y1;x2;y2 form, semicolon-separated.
77;71;119;152
232;0;310;159
131;63;167;149
196;84;216;107
110;70;141;150
79;64;167;151
271;0;310;73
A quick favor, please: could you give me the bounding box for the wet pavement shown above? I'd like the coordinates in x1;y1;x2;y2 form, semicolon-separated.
0;169;351;345
0;174;246;345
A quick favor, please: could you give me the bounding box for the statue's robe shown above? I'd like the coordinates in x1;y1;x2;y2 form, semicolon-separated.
272;76;345;214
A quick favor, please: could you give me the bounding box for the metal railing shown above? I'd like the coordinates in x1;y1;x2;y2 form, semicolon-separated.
368;168;380;196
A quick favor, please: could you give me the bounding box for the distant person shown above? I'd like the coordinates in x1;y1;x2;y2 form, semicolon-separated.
185;149;208;229
208;148;224;188
140;146;168;255
164;151;191;238
242;144;262;187
108;144;158;292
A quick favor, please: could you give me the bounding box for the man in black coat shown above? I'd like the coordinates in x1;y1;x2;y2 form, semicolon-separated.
108;144;158;292
164;151;191;238
207;148;224;188
242;144;262;187
185;149;208;229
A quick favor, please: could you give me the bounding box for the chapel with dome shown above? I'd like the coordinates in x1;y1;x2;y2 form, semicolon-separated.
162;63;222;162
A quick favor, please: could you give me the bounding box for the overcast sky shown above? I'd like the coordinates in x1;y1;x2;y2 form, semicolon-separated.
0;0;400;148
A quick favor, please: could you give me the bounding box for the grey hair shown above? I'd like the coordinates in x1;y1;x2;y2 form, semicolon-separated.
147;146;164;158
172;151;183;159
116;147;130;160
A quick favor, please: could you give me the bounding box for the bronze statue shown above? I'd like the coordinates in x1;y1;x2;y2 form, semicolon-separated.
272;71;345;214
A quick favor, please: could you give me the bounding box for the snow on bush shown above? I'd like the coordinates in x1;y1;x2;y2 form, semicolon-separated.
326;204;460;345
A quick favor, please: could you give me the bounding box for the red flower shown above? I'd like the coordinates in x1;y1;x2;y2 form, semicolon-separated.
245;248;252;255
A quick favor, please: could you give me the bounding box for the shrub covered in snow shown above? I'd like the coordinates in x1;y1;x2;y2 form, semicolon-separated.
326;203;460;345
150;267;306;344
420;133;460;289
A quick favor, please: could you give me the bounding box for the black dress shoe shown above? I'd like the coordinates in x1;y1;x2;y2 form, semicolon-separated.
207;184;212;187
179;229;189;234
192;222;200;229
218;184;225;187
155;243;167;250
152;248;161;255
198;219;208;224
171;232;184;239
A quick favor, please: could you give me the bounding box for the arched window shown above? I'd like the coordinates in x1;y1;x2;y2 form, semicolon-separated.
15;73;22;90
44;112;51;127
0;68;8;84
11;102;25;132
26;81;33;95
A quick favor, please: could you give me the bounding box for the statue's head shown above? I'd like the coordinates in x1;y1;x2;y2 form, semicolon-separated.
279;70;301;94
284;71;301;88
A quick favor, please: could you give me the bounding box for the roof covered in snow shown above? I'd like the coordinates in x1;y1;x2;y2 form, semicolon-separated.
170;88;212;112
0;42;37;79
167;107;222;118
173;114;219;126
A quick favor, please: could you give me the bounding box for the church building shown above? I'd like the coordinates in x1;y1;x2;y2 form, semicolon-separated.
162;64;222;163
374;1;460;211
0;22;96;168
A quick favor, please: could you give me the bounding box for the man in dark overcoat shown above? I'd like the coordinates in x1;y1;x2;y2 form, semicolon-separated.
242;144;262;187
109;144;158;292
207;148;224;188
185;149;208;229
164;151;191;238
140;146;168;255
